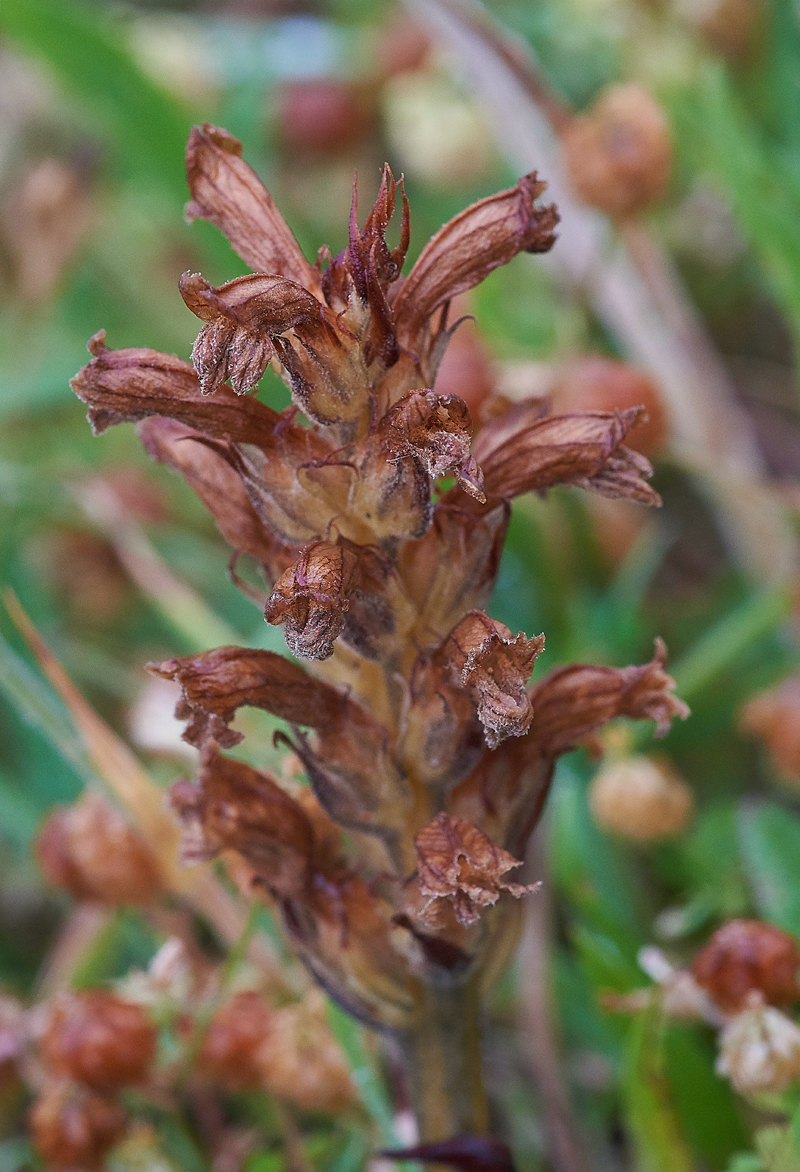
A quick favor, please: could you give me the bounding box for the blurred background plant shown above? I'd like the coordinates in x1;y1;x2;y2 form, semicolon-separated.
2;0;800;1168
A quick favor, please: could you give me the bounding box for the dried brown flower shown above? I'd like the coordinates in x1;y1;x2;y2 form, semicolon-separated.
562;84;673;217
41;991;156;1089
439;611;545;748
692;920;800;1014
30;1079;126;1171
36;790;163;906
410;813;535;928
716;1000;800;1094
70;122;686;1145
740;676;800;785
589;755;693;843
200;990;274;1092
170;745;316;899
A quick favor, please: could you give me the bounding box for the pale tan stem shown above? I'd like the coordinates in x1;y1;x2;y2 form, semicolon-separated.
35;902;111;1000
404;978;488;1141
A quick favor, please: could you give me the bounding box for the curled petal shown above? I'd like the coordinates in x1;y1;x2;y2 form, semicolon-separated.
440;611;545;748
180;272;322;396
138;417;297;581
147;645;345;747
185;123;321;293
394;173;558;345
411;813;535;927
264;539;392;660
71;332;280;445
473;404;660;504
169;745;315;898
528;636;689;754
379;390;485;501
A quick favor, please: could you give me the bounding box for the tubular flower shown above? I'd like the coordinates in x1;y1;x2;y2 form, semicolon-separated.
72;124;687;1150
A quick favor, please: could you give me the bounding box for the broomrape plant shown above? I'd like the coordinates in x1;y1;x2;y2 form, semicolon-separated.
71;123;688;1161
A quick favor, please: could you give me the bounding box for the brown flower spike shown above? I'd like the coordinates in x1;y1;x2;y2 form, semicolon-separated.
72;124;687;1153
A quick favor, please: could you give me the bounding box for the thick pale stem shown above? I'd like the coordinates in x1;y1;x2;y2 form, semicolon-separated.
404;977;488;1141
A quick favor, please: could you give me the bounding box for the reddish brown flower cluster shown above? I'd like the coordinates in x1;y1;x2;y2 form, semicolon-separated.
692;919;800;1014
71;124;687;1143
30;990;156;1170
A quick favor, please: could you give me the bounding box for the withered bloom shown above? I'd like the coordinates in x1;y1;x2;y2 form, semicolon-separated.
71;124;686;1152
692;920;800;1015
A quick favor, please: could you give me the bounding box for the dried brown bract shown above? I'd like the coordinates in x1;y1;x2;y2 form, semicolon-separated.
692;920;800;1014
71;122;685;1147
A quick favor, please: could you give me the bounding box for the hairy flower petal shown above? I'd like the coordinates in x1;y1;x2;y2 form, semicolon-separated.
379;390;485;501
393;173;558;346
264;539;393;660
440;612;545;748
185;123;321;293
412;813;535;927
474;404;660;504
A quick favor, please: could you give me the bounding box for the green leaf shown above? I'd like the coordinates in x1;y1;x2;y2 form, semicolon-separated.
623;1010;694;1172
738;803;800;935
0;0;192;198
663;1025;748;1168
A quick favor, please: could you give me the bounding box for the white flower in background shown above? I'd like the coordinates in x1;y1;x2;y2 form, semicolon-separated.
716;994;800;1094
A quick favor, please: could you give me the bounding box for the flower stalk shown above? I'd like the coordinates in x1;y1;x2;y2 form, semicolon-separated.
71;122;688;1160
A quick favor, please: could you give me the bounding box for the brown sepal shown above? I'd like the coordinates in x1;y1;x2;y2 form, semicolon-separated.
393;173;558;348
147;645;345;747
474;404;660;504
439;611;545;748
410;813;534;928
137;417;297;582
185;124;321;293
169;744;315;899
264;538;393;660
41;990;156;1088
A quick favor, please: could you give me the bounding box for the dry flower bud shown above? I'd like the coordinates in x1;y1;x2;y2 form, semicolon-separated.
692;920;800;1014
30;1079;126;1170
36;790;163;906
394;174;558;354
716;997;800;1094
377;390;485;501
440;611;545;748
552;356;669;457
562;84;673;218
41;991;156;1089
148;644;346;748
200;990;274;1092
589;755;693;843
740;676;800;785
264;538;392;660
411;813;535;928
